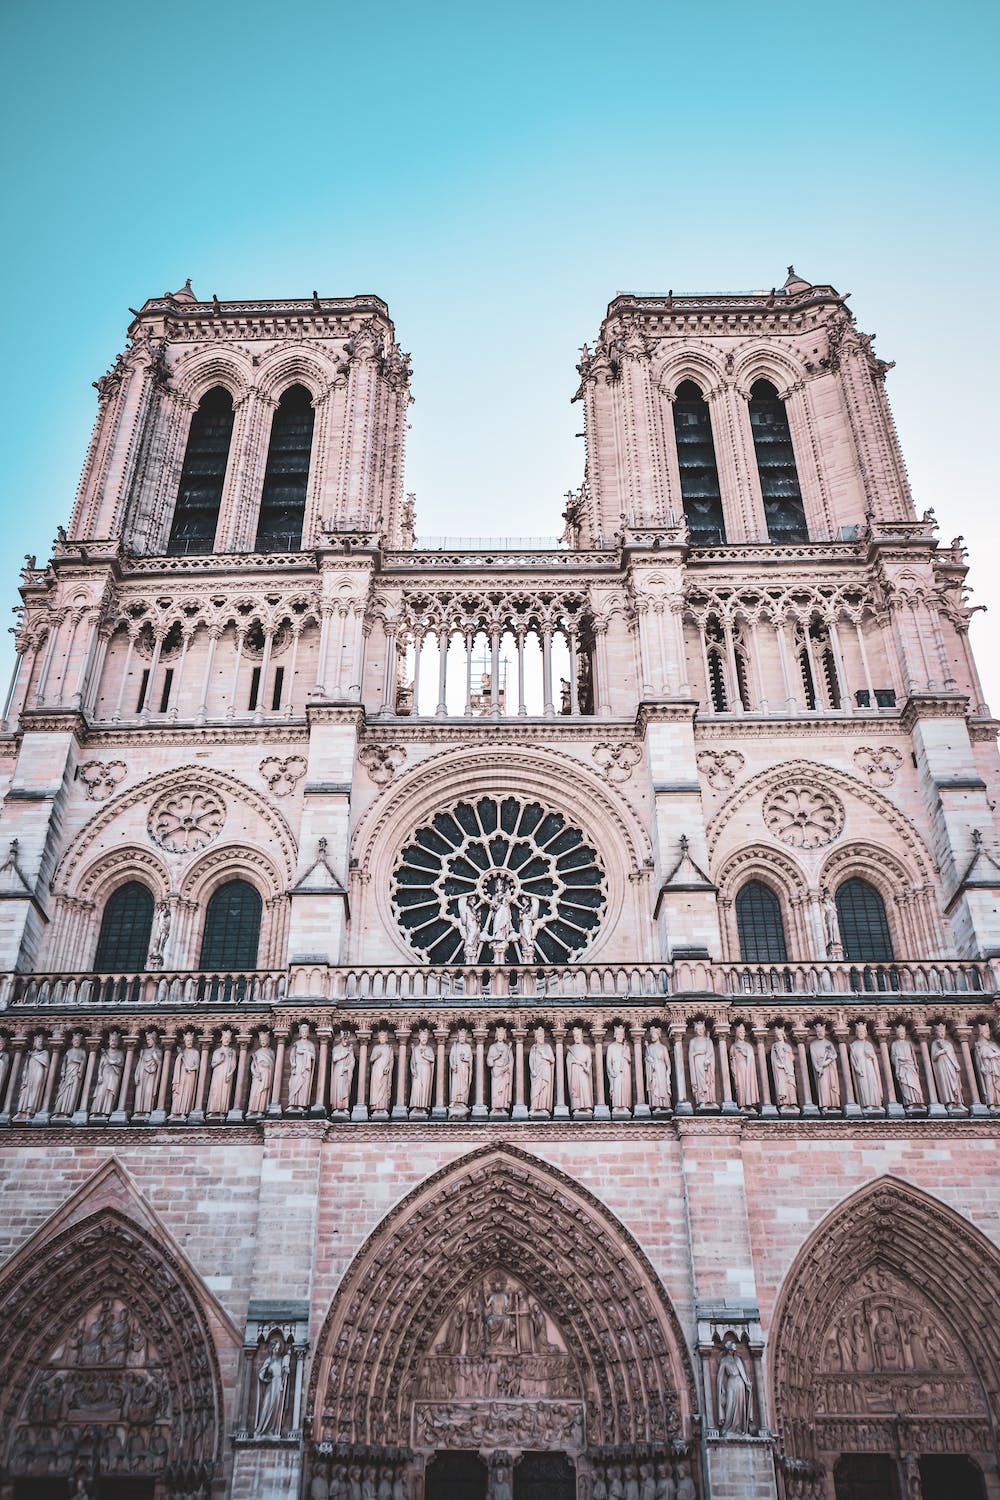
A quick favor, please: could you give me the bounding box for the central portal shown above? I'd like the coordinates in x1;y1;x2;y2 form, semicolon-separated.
425;1452;488;1500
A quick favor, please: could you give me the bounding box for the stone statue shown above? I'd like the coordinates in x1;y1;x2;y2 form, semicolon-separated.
330;1030;357;1113
487;1025;513;1112
288;1022;316;1110
92;1028;125;1116
492;1464;513;1500
655;1464;676;1500
931;1022;962;1107
849;1020;883;1109
247;1029;275;1114
821;886;841;954
17;1031;50;1116
369;1029;395;1114
639;1464;657;1500
449;1027;473;1113
457;895;482;964
890;1023;924;1108
516;896;542;963
409;1026;434;1111
566;1026;593;1112
810;1021;840;1109
148;899;171;967
133;1029;162;1114
688;1019;716;1107
644;1025;671;1110
729;1023;759;1110
206;1027;237;1114
253;1332;291;1436
607;1467;625;1500
528;1025;554;1113
675;1464;696;1500
606;1023;632;1110
770;1025;797;1108
974;1021;1000;1107
717;1336;752;1434
53;1031;87;1116
0;1034;10;1110
487;879;515;962
169;1029;199;1117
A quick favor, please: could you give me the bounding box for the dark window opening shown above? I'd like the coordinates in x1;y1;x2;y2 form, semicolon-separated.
95;881;154;972
167;386;234;556
255;384;314;552
706;617;727;712
158;667;174;714
673;380;726;544
749;379;808;543
836;877;894;962
736;880;788;963
199;879;262;970
833;1454;900;1500
271;665;285;710
248;666;261;711
136;668;150;713
734;634;752;710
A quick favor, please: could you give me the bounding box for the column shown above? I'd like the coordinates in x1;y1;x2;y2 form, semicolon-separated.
436;629;449;717
381;626;398;716
553;1025;569;1119
411;632;423;715
34;620;62;706
854;616;876;708
0;1037;26;1123
568;630;580;716
228;1032;252;1122
139;631;163;719
955;1025;987;1117
312;1028;330;1117
670;1022;691;1114
827;619;850;712
631;1025;649;1118
170;629;191;722
834;1024;861;1116
198;628;220;723
39;1034;65;1123
541;626;555;717
749;619;768;713
716;1023;738;1114
255;626;274;722
915;1026;945;1118
592;1025;609;1119
723;622;744;715
753;1026;777;1117
792;1025;817;1116
225;629;245;720
268;1029;288;1116
392;1030;409;1119
802;620;824;711
698;625;715;713
110;1034;139;1124
489;627;501;717
53;613;82;706
352;1028;371;1121
77;1037;101;1125
875;1025;904;1119
284;627;300;715
433;1027;449;1119
151;1034;175;1124
464;629;474;716
512;1027;528;1119
516;631;527;716
188;1033;212;1123
472;1026;488;1119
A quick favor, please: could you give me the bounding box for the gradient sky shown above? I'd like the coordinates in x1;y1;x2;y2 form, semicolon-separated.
1;0;997;703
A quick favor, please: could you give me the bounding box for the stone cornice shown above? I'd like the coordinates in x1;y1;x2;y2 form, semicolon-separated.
18;719;310;748
358;717;640;745
900;691;971;731
693;713;904;739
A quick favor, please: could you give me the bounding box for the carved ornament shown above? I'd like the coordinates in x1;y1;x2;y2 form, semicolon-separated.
79;761;127;802
763;785;845;849
358;743;406;787
147;789;225;853
853;745;904;787
259;755;307;797
696;749;745;790
592;741;642;783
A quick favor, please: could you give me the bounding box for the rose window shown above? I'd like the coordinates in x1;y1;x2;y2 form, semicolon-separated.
148;789;225;853
763;784;845;849
392;796;606;965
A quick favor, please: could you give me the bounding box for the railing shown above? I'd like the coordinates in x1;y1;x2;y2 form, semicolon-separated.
6;968;287;1010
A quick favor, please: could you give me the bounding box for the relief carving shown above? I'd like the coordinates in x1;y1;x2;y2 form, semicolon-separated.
358;744;406;788
148;789;225;854
696;749;745;790
79;760;127;802
259;755;308;797
853;745;903;788
592;742;642;784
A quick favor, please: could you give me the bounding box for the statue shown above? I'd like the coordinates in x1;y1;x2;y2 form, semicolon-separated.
449;1026;473;1113
931;1022;962;1107
288;1022;316;1110
821;886;841;955
688;1019;716;1107
717;1336;752;1435
0;1033;10;1109
487;879;515;962
655;1464;676;1500
849;1020;883;1109
528;1025;554;1113
133;1029;162;1114
369;1029;395;1114
729;1023;759;1110
974;1021;1000;1107
17;1031;50;1116
169;1029;199;1117
890;1023;924;1108
206;1027;237;1114
770;1024;797;1108
254;1332;291;1436
810;1021;840;1109
92;1028;125;1116
492;1464;513;1500
644;1025;671;1110
516;896;542;963
487;1025;513;1112
148;900;171;967
566;1026;593;1112
607;1467;625;1500
457;894;482;964
330;1030;357;1113
639;1464;657;1500
53;1031;87;1116
409;1026;435;1111
247;1029;275;1114
606;1022;632;1110
675;1464;696;1500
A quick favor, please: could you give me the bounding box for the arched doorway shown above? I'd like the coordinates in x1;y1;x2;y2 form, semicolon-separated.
425;1451;488;1499
514;1450;575;1499
771;1178;1000;1498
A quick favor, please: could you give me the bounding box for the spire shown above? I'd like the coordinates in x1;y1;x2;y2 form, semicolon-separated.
170;278;197;303
782;265;811;294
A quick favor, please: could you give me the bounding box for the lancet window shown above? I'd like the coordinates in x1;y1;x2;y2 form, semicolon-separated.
167;387;235;555
735;880;788;963
672;380;726;544
748;380;808;544
836;877;894;962
255;384;315;552
701;615;752;713
199;879;262;970
795;618;842;711
94;881;154;972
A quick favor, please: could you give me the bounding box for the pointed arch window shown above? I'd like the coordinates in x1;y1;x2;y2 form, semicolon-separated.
167;387;235;555
705;616;728;712
835;877;894;961
199;879;262;970
94;881;154;971
255;384;315;552
749;380;808;544
673;380;726;544
736;879;788;963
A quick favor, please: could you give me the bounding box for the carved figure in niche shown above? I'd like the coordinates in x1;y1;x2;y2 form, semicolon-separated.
169;1028;199;1117
566;1025;593;1113
133;1028;162;1114
331;1029;357;1113
392;1470;406;1500
730;1023;759;1110
974;1021;1000;1107
362;1470;377;1500
820;886;841;956
849;1020;883;1109
487;878;516;961
931;1022;962;1107
148;900;171;968
247;1028;275;1114
53;1031;87;1116
516;896;542;963
288;1022;316;1110
675;1465;696;1500
890;1023;924;1108
528;1025;554;1113
92;1029;125;1115
409;1026;434;1111
492;1465;513;1500
206;1027;237;1114
16;1031;50;1116
639;1464;657;1500
624;1466;640;1500
644;1025;671;1110
487;1025;513;1112
369;1029;394;1115
606;1023;632;1110
484;1275;517;1349
688;1019;716;1107
254;1331;291;1436
810;1021;840;1109
457;895;482;964
717;1336;753;1434
655;1464;675;1500
0;1033;10;1108
771;1024;797;1108
608;1467;625;1500
449;1026;473;1113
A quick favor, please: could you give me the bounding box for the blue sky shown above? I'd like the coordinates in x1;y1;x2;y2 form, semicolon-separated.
1;0;997;700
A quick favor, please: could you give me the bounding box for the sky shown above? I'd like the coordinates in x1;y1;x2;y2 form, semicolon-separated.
0;0;997;703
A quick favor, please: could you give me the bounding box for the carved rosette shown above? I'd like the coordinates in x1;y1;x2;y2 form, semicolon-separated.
763;785;844;849
258;755;307;797
853;745;903;788
696;749;745;791
147;789;225;853
79;760;127;802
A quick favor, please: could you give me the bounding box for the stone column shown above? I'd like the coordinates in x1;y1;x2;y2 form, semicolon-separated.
512;1027;528;1120
433;1027;449;1120
753;1026;777;1118
592;1025;609;1119
630;1025;650;1118
110;1034;139;1125
670;1022;692;1115
228;1032;252;1123
352;1028;371;1121
472;1026;488;1119
392;1030;409;1120
268;1029;288;1116
553;1025;569;1120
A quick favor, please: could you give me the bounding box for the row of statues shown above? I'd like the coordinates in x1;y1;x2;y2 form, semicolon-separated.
2;1016;997;1122
588;1460;697;1500
310;1465;406;1500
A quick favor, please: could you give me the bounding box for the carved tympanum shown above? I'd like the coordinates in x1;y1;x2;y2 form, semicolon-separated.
148;789;225;854
763;785;845;849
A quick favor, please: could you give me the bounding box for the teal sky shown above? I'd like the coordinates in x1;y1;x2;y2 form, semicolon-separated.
1;0;997;700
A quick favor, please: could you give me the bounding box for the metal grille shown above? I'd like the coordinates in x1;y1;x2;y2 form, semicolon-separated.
673;380;726;544
198;880;262;970
167;387;234;555
94;881;154;972
749;380;809;544
735;880;788;963
836;877;894;961
255;385;314;551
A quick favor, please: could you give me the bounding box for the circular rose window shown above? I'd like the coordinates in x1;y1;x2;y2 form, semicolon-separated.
392;796;606;965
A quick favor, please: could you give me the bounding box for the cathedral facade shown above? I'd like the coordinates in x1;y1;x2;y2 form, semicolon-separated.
0;271;998;1500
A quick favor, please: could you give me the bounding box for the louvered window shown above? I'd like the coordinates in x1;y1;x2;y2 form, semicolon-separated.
94;881;154;971
736;880;788;963
167;387;234;555
255;385;314;551
749;380;808;544
835;877;894;961
673;381;726;544
199;880;262;970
